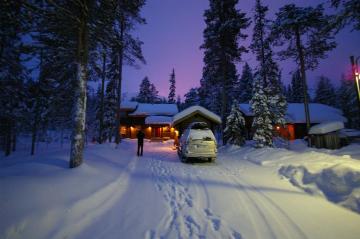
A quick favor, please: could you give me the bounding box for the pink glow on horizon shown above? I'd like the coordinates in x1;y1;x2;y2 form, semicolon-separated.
122;0;360;99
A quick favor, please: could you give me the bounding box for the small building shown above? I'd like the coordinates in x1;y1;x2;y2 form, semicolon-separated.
119;102;178;140
239;103;348;140
172;106;222;137
308;121;345;149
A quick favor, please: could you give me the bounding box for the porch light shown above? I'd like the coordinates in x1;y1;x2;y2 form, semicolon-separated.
276;126;280;130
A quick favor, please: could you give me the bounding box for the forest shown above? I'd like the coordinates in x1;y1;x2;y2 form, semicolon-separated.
0;0;359;167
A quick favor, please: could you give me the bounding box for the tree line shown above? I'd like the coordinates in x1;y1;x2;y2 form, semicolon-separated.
1;0;359;163
182;0;359;147
0;0;146;168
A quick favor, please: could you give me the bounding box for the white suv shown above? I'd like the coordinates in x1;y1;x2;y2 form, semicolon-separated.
178;122;217;163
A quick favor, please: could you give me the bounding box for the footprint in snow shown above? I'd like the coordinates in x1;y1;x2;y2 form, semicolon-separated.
145;230;156;239
204;208;221;231
232;231;243;239
185;215;201;236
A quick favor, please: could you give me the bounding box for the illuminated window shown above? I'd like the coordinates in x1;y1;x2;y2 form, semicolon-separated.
120;126;127;135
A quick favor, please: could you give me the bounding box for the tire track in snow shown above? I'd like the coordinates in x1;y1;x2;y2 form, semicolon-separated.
147;147;244;239
194;174;244;239
232;175;308;239
51;155;137;239
220;163;308;239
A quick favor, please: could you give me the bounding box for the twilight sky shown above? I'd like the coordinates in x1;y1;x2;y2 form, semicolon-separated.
121;0;360;99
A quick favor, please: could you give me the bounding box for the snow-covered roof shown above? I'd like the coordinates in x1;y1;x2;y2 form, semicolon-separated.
239;104;254;116
129;103;178;116
120;101;138;110
172;106;222;126
239;103;347;124
309;121;344;134
145;116;173;125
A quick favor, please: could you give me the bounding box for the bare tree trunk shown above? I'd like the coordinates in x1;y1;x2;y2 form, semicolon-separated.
60;126;64;148
31;119;37;155
31;49;43;155
98;50;106;144
115;18;124;145
69;2;88;168
12;126;16;152
5;119;12;156
295;27;311;133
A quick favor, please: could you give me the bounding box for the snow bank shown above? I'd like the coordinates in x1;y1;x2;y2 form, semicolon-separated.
309;121;344;134
279;163;360;213
220;139;360;214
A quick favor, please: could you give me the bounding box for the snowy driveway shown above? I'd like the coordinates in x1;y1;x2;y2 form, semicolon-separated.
1;140;360;239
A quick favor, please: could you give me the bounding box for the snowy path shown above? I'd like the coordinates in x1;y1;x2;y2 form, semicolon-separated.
1;140;360;239
143;144;307;239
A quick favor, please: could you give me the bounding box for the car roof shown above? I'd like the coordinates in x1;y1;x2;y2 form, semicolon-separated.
188;121;209;129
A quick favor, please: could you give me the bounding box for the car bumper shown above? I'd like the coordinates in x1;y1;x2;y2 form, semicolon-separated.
183;152;217;158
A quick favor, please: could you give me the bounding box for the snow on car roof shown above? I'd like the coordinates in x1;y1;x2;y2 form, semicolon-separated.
172;106;222;125
189;129;216;140
239;103;347;123
129;103;178;116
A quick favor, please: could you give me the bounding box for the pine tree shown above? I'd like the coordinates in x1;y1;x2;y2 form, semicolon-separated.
0;1;30;156
237;63;254;103
314;76;336;106
168;68;176;103
336;75;360;129
183;88;200;109
250;0;287;146
330;0;360;31
103;78;117;142
176;95;182;110
289;70;309;103
272;4;337;132
149;83;160;103
199;0;250;126
251;75;273;148
26;74;56;155
90;47;109;144
134;77;160;103
110;0;146;145
285;84;293;102
224;101;246;146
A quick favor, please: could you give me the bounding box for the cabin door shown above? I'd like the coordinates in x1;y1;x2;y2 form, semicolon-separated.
155;127;161;137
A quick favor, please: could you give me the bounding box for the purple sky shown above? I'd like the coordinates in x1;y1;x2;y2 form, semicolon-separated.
121;0;360;99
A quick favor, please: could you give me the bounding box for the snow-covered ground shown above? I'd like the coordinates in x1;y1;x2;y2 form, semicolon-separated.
1;139;360;239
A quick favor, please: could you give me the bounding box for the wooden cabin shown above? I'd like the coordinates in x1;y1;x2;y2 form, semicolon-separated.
239;103;348;140
119;102;178;140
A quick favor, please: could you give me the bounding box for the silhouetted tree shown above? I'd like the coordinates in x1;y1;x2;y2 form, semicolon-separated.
272;4;337;132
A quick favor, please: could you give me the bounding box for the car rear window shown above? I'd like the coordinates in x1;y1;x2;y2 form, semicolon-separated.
190;122;209;130
189;129;215;141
